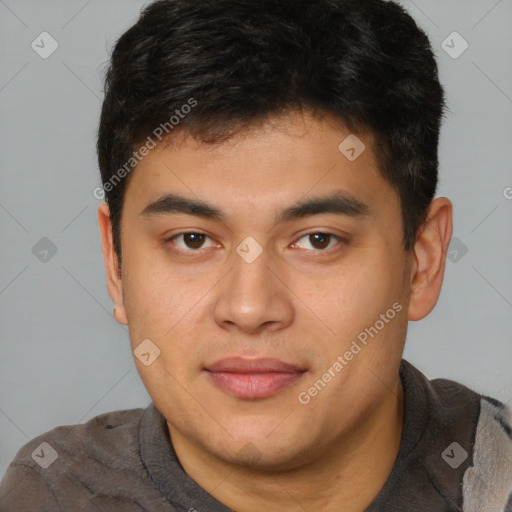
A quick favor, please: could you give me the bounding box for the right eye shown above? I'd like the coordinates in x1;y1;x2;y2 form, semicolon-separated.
165;232;218;252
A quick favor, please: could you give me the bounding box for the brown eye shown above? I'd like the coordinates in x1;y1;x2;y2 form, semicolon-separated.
168;232;215;251
294;232;344;251
309;233;331;249
183;233;206;249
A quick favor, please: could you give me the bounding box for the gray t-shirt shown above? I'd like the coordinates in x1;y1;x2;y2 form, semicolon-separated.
1;359;512;511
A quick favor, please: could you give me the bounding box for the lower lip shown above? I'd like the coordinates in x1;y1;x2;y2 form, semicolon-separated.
205;371;305;399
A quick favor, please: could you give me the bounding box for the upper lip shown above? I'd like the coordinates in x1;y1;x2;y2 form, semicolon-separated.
204;357;307;373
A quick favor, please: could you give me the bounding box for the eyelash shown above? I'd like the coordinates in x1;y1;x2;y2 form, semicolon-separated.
164;231;348;254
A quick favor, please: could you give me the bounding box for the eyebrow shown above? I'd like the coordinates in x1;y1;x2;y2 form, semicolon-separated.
139;191;371;223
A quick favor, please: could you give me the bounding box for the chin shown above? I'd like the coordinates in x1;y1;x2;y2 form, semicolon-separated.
217;441;308;472
202;426;314;471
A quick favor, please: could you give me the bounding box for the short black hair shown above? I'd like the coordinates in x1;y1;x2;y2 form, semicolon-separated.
97;0;446;266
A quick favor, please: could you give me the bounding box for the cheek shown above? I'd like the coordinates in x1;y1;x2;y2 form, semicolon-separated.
121;251;180;346
321;256;399;334
122;261;208;366
122;240;177;312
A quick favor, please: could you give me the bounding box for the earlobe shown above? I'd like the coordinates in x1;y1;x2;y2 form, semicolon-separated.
97;202;128;325
407;197;453;322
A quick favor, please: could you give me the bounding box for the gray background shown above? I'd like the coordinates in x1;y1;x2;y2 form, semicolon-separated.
0;0;511;480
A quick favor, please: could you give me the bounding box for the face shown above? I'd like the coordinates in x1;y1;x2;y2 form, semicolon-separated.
103;112;415;470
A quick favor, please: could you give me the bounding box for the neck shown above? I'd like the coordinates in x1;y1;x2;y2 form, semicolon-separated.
168;376;404;512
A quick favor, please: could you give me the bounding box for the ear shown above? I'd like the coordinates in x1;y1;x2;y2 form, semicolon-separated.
98;202;128;325
408;197;453;321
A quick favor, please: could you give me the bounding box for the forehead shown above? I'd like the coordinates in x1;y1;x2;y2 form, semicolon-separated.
123;112;399;225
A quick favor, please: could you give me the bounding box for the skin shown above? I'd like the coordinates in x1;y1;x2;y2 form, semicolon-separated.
98;111;452;511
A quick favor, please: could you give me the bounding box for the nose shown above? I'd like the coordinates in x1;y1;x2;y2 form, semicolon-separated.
213;243;294;335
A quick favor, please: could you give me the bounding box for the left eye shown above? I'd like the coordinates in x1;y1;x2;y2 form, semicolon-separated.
294;232;343;251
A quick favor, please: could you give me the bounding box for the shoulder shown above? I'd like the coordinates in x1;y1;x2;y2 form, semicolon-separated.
0;407;146;511
397;360;512;510
401;359;483;441
461;396;512;511
7;406;145;470
421;366;512;510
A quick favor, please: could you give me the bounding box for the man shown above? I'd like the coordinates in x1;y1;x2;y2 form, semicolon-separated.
1;0;511;510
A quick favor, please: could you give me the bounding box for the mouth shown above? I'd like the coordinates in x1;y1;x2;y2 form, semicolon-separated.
203;357;308;400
